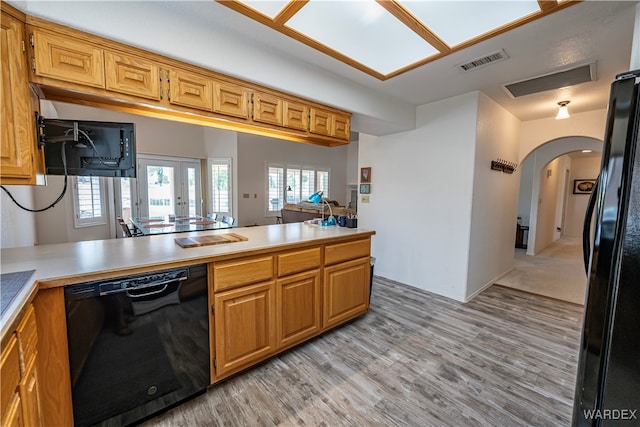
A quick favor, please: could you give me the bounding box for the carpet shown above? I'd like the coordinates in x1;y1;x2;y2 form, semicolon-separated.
72;322;181;427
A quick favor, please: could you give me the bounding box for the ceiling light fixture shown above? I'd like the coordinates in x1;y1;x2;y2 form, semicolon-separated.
556;101;570;120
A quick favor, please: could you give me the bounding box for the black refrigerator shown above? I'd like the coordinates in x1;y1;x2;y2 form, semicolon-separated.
574;69;640;426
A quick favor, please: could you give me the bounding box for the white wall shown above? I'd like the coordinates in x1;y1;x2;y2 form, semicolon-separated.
0;186;37;248
466;93;521;300
359;92;479;302
236;133;349;227
563;155;602;237
534;155;569;252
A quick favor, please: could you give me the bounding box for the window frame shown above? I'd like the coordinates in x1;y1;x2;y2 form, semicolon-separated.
72;176;107;228
208;157;233;217
266;162;331;216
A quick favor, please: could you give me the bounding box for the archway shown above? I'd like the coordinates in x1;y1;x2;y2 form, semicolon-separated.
518;136;602;255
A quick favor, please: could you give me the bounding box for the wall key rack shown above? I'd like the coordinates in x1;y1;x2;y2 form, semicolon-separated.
490;158;518;174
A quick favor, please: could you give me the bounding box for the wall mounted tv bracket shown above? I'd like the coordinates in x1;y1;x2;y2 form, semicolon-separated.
36;113;85;148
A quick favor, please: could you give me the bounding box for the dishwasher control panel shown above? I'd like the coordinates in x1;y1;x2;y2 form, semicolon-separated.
65;267;189;300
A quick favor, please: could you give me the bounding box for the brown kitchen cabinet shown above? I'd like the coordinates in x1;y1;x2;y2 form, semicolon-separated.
252;91;283;126
276;269;321;350
323;238;371;329
0;304;42;427
213;281;276;378
29;28;105;88
169;68;213;111
214;81;249;119
283;100;309;131
104;50;160;101
1;4;44;185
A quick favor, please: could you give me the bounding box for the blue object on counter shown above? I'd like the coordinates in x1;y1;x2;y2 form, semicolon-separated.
308;191;323;204
338;216;347;227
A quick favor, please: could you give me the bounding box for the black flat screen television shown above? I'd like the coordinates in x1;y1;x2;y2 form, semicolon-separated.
40;118;136;178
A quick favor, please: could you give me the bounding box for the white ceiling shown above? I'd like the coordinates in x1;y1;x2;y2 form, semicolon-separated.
203;0;638;122
13;0;639;134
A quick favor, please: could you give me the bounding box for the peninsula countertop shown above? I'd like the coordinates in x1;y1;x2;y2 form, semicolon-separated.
1;223;375;341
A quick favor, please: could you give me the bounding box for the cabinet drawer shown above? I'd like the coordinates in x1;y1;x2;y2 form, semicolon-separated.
324;239;370;265
277;247;321;277
1;335;20;417
213;256;274;292
31;29;105;88
16;305;37;372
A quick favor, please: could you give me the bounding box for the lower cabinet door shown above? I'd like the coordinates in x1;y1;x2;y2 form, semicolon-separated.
214;282;275;377
19;355;42;427
323;257;370;329
276;270;321;350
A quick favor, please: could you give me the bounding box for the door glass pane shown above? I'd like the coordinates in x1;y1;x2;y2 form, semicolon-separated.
187;167;196;216
147;165;175;217
120;177;133;223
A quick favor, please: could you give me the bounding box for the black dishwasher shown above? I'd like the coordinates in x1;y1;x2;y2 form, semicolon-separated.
64;264;210;427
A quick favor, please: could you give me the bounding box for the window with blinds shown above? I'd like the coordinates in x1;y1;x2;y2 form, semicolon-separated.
209;158;232;216
267;163;330;215
73;176;106;227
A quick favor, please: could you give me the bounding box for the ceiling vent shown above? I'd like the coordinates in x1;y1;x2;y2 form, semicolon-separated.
504;62;596;97
457;49;509;71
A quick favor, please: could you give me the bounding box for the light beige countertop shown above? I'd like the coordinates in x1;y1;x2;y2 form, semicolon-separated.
1;223;374;341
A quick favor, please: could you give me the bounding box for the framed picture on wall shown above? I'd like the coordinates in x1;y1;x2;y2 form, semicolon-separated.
573;179;596;194
360;183;371;194
360;167;371;183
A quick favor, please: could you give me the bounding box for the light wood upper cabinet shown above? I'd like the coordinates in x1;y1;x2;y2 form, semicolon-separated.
214;81;249;119
283;100;309;132
309;107;333;137
104;51;160;101
30;29;104;88
252;92;282;126
333;113;351;140
169;69;213;111
1;8;44;185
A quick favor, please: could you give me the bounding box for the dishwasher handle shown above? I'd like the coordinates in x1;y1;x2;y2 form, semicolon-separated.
99;276;187;296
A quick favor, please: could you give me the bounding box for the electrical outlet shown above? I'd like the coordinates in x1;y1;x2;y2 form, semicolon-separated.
361;195;370;203
243;193;250;199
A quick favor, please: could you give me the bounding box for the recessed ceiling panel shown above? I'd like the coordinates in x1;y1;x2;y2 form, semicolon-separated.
285;0;438;75
398;0;541;47
241;0;289;18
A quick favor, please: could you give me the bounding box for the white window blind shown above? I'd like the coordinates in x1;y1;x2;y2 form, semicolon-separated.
210;159;231;216
73;176;106;227
267;163;330;215
268;166;284;213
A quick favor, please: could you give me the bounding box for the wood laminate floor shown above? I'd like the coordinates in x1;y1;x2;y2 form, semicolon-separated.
142;277;583;427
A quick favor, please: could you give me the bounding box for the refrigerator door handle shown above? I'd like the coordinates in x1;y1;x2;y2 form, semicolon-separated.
582;172;601;274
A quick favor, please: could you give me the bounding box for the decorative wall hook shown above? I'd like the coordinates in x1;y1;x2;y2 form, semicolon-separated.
490;158;518;174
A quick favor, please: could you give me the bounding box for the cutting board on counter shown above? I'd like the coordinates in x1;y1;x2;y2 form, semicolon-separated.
174;233;248;248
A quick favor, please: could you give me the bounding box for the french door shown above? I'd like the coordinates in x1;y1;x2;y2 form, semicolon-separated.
137;156;202;218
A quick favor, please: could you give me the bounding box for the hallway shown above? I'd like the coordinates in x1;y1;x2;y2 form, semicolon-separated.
496;236;587;305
